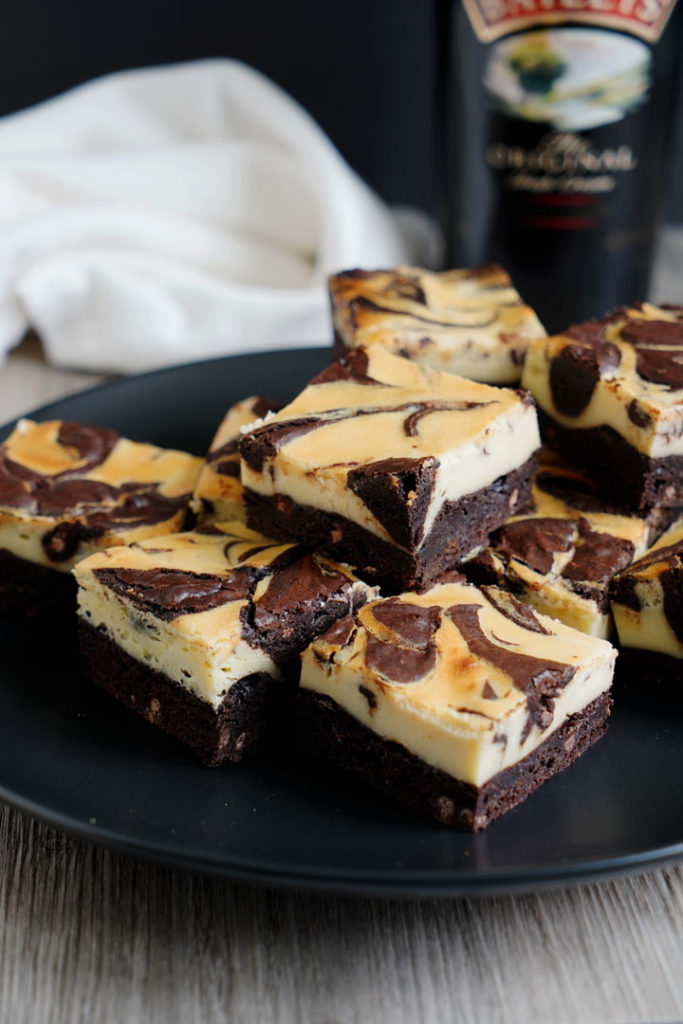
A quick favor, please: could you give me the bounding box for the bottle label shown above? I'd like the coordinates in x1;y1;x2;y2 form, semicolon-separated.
485;130;638;231
484;28;652;131
481;26;651;230
462;0;677;43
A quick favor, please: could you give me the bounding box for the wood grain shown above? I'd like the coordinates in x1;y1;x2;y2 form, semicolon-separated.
0;230;682;1023
0;804;682;1024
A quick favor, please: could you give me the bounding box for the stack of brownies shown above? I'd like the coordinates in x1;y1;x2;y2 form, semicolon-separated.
1;264;680;831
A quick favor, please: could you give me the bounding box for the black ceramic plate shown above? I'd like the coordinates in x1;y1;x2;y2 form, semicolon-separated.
1;348;682;898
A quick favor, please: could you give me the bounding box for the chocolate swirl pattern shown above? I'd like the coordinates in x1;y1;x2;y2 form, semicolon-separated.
93;565;257;620
75;521;374;765
0;421;119;510
522;303;683;508
241;346;539;591
242;398;494;470
0;418;204;575
83;522;366;659
364;599;441;683
611;513;683;661
463;453;671;638
299;579;615;825
329;264;546;384
190;396;280;526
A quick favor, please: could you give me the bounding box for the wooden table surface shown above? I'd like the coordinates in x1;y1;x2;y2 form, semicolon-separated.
1;233;683;1024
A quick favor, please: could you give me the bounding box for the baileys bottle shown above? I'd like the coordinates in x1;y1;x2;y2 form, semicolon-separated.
439;0;682;332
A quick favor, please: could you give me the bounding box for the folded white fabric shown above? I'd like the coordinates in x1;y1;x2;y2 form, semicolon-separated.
0;59;412;373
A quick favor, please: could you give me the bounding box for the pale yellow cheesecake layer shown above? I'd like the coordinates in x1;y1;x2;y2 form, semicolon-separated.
464;458;667;638
242;347;540;550
191;396;275;525
0;418;203;571
76;520;372;706
330;264;546;384
612;514;683;658
522;303;683;458
301;580;615;787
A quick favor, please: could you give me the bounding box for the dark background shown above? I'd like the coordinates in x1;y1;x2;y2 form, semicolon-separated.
2;0;682;220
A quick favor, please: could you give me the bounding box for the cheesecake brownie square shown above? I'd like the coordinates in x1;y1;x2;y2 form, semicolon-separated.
190;396;279;526
297;580;615;831
241;347;540;591
463;452;672;638
522;302;683;508
329;264;546;384
611;513;683;684
0;418;203;616
75;521;373;765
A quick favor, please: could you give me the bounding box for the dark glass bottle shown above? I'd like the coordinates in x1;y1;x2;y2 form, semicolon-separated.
439;0;682;333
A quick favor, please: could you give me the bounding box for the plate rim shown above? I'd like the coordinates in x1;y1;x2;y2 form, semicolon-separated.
3;782;682;898
0;348;315;438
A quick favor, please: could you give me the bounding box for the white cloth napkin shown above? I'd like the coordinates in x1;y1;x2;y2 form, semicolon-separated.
0;59;413;373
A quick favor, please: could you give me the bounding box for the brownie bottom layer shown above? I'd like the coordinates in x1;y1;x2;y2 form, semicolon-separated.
615;647;683;687
295;690;612;832
0;548;77;618
245;457;535;593
538;411;683;510
79;619;289;766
